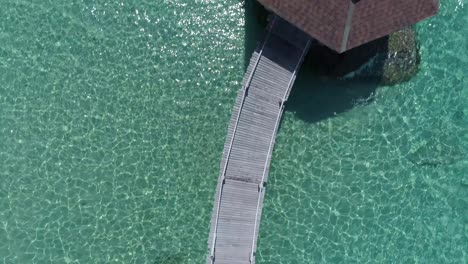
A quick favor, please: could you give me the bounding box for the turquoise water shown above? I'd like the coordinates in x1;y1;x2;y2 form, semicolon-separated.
0;0;466;263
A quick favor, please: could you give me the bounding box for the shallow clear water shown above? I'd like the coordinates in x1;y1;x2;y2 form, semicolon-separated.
0;0;466;263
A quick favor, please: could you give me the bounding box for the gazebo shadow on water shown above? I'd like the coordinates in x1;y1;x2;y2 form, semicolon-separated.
244;1;387;123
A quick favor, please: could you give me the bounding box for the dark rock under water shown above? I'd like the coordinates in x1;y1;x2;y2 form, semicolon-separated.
156;254;185;264
406;129;466;168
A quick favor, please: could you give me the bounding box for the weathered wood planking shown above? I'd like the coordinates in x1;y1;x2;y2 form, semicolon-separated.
207;17;311;264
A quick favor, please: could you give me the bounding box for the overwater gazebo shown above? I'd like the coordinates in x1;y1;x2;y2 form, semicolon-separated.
257;0;439;52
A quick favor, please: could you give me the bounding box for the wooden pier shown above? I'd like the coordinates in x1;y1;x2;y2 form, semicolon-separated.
207;17;311;264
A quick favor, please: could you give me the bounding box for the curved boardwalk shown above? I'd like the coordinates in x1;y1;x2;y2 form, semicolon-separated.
207;17;311;264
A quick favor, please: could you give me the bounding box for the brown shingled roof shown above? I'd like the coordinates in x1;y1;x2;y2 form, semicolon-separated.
257;0;439;53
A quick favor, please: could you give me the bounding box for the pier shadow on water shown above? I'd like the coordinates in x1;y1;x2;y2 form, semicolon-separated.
243;0;268;70
287;40;387;123
243;0;387;123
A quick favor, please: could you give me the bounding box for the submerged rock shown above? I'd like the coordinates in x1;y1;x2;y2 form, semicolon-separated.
407;132;465;168
156;254;185;264
305;27;420;85
376;28;420;85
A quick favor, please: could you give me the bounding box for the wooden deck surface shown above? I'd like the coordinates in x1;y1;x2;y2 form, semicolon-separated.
207;17;311;264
